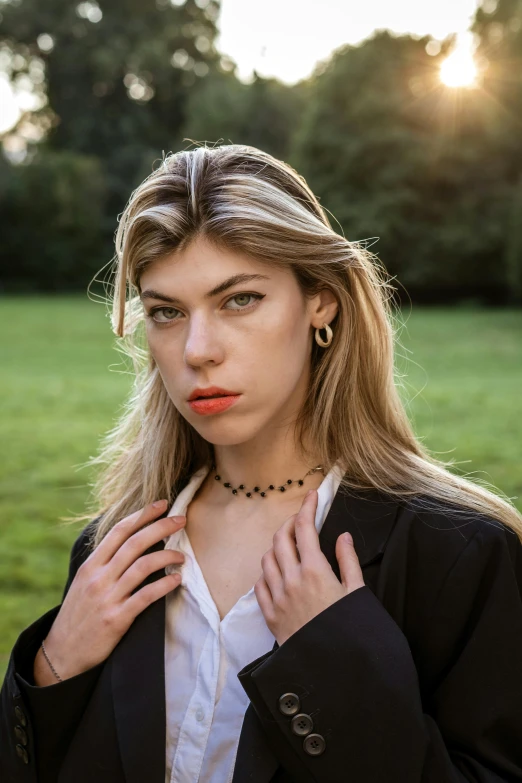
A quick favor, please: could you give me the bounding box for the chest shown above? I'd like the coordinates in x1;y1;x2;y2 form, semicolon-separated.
184;499;294;621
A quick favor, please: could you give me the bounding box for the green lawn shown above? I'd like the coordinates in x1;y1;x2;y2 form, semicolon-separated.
0;297;521;682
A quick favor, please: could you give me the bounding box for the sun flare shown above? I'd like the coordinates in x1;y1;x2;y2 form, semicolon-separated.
440;40;479;88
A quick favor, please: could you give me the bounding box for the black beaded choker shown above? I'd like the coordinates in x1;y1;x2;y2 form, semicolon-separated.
210;463;325;498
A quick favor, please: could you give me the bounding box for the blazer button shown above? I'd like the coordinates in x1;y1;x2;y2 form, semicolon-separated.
278;693;300;716
291;713;313;736
14;725;28;745
15;744;29;764
303;733;326;756
14;706;27;726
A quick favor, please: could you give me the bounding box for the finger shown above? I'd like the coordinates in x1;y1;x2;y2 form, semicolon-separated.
261;548;284;602
294;489;322;565
254;575;273;617
108;515;186;578
126;572;182;619
115;549;186;600
335;532;365;590
91;500;174;565
272;516;300;578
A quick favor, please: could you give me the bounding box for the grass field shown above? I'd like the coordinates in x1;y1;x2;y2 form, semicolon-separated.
0;296;521;682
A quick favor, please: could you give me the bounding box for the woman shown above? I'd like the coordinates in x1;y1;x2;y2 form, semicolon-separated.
1;143;521;783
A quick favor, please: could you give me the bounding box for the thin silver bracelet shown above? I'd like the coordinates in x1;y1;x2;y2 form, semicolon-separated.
41;639;63;682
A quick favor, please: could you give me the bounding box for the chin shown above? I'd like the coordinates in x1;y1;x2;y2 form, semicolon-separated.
191;415;267;447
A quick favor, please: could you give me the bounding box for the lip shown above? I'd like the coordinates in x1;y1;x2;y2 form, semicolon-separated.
188;395;241;416
188;386;240;401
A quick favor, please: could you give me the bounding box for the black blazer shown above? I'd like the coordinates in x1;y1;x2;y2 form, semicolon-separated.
2;484;522;783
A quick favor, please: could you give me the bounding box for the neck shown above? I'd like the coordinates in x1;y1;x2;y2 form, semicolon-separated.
218;435;320;484
201;429;327;507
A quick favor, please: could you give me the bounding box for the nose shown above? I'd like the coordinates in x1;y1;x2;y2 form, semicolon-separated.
183;313;224;368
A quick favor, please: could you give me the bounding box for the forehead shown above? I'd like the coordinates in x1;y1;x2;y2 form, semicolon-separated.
139;235;291;292
142;237;258;277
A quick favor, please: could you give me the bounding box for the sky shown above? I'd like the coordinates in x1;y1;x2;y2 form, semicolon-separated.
0;0;481;135
216;0;481;84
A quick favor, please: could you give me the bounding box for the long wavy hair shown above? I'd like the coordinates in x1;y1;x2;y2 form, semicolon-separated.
68;142;522;550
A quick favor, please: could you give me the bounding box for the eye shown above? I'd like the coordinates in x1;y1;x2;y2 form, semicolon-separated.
148;306;181;324
224;293;264;311
147;293;264;325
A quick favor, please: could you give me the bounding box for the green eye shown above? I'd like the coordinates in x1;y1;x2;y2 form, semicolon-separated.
226;294;258;309
150;307;180;323
147;292;264;326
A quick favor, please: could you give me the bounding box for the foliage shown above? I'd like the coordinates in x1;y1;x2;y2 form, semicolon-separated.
182;69;307;161
290;30;518;301
0;1;521;302
0;150;108;291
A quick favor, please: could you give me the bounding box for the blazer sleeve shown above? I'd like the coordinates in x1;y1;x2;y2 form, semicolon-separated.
237;521;522;783
0;521;105;783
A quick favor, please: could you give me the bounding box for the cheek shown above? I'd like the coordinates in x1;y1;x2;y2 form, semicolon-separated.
273;305;310;356
146;327;177;362
244;311;310;387
146;332;182;390
257;299;309;346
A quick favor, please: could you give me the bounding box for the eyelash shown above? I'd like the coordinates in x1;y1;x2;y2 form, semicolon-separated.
146;292;265;326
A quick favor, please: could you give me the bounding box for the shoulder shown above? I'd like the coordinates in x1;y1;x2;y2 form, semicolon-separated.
396;493;522;591
377;496;522;669
401;493;521;547
383;498;522;704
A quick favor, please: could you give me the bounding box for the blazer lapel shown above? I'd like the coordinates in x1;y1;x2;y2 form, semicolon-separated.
111;519;169;783
318;483;400;583
110;483;400;783
232;483;400;783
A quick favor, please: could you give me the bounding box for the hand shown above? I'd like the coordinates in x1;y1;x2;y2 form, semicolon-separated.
254;488;365;646
35;500;186;684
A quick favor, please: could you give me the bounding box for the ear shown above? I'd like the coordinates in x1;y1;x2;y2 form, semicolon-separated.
309;288;339;330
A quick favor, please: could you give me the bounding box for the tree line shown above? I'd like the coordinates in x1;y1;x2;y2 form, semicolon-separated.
0;0;521;304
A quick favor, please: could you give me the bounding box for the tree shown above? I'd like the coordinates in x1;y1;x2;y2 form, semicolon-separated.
473;0;522;302
0;0;221;207
0;0;226;290
182;68;306;161
291;30;516;302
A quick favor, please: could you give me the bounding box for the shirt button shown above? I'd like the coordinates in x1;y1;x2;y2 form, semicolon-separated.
278;693;300;716
195;706;205;722
303;733;326;756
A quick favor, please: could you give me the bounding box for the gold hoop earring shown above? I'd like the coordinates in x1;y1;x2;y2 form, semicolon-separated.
315;322;333;347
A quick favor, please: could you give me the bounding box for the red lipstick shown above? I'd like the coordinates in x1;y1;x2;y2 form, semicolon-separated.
187;386;241;416
188;386;240;401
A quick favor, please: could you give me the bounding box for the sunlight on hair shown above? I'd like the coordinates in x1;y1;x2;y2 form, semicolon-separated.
440;35;478;88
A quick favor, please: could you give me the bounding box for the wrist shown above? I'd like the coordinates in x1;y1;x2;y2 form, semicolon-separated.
41;638;63;682
34;630;76;685
33;645;63;687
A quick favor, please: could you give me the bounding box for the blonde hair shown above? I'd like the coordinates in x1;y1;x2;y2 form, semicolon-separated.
68;142;522;549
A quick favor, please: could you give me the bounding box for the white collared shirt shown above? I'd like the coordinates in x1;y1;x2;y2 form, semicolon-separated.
163;462;344;783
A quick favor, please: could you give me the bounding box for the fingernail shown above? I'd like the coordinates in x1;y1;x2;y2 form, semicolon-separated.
153;499;167;508
306;489;314;498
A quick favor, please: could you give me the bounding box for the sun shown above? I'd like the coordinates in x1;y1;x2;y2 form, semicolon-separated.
440;37;479;88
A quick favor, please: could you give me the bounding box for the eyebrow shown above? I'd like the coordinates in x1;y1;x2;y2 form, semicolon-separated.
139;273;271;304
